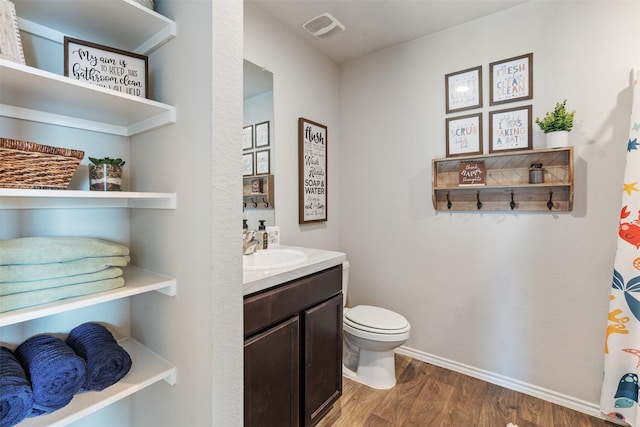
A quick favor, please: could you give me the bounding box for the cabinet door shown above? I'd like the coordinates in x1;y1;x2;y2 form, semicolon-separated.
244;316;300;427
303;293;343;426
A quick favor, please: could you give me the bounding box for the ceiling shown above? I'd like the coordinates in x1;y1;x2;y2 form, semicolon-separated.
248;0;528;64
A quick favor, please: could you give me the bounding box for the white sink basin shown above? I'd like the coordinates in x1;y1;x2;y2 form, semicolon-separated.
243;248;308;271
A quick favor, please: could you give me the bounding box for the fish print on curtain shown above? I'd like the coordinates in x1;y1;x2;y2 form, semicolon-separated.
601;69;640;425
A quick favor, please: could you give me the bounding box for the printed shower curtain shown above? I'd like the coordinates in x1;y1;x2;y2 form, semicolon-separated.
601;69;640;425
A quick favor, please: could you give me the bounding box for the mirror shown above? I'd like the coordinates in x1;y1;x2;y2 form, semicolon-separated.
243;60;275;231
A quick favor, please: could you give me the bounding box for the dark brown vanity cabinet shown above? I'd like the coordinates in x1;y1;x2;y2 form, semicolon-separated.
244;265;343;426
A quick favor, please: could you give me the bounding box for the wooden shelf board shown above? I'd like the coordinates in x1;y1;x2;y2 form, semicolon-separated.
434;183;571;190
0;266;176;327
17;337;176;427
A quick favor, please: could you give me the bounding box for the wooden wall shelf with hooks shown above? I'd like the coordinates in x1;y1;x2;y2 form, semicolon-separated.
432;147;573;212
243;174;274;209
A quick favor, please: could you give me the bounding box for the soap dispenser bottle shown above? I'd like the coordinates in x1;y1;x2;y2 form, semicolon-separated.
258;220;268;250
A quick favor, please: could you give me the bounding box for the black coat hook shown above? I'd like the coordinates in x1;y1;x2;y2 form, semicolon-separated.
476;192;483;210
446;192;452;210
263;197;269;208
510;191;516;210
547;191;554;210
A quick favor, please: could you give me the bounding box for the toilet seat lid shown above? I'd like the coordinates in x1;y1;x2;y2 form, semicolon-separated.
344;305;409;331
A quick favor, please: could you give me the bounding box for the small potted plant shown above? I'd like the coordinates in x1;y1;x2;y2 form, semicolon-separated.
88;157;126;191
535;99;576;148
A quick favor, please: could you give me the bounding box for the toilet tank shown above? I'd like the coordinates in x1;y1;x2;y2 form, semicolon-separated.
342;261;349;307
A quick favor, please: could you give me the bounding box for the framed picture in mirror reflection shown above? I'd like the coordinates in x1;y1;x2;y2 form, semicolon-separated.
255;121;270;148
256;150;270;175
243;125;253;150
242;152;254;176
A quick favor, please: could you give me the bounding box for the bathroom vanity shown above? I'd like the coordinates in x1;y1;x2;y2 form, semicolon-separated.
243;247;346;426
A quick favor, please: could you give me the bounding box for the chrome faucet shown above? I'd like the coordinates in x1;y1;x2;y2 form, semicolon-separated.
243;230;261;255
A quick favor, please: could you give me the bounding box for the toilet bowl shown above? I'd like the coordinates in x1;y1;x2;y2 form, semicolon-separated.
341;261;410;390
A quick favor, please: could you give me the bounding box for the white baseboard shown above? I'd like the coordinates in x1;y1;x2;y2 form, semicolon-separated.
395;346;617;424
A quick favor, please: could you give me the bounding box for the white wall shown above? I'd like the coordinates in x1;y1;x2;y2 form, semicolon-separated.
129;0;244;426
339;0;640;406
244;2;341;250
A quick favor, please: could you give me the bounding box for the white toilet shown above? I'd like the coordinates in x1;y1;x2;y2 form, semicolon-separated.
341;261;411;389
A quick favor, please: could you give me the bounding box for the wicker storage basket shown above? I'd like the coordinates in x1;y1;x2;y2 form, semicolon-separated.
0;138;84;189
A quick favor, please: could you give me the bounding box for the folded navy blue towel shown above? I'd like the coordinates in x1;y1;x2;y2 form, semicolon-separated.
14;335;86;416
66;323;132;392
0;346;33;427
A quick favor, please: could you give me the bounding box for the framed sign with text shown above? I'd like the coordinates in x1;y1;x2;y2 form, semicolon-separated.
243;125;253;150
445;66;482;113
64;37;148;98
298;117;327;224
489;105;532;153
256;149;270;175
242;152;254;176
489;53;533;105
446;113;483;157
255;121;270;147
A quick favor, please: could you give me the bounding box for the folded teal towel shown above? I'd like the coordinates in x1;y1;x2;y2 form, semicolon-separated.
0;256;130;282
0;278;125;313
1;267;123;296
0;237;129;266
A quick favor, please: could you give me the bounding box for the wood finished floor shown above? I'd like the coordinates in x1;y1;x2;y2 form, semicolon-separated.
316;354;615;427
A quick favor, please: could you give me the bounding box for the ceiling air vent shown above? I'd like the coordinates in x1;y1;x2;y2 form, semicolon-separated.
302;13;345;39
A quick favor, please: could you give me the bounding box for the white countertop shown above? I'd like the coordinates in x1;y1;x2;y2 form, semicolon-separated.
243;246;347;296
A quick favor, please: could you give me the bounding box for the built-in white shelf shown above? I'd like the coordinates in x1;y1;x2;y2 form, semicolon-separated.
14;0;176;54
0;266;176;327
0;60;176;136
17;337;176;427
0;188;176;210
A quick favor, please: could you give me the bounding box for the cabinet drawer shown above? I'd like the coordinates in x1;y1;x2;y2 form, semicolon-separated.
244;265;342;337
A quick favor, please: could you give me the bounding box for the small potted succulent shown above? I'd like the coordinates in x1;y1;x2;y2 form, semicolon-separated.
88;157;125;191
535;99;576;148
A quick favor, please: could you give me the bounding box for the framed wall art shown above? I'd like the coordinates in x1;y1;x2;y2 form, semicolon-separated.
0;0;25;64
445;66;482;113
64;36;148;98
255;121;270;147
298;117;327;224
489;52;533;105
445;113;483;157
243;125;253;150
256;149;270;175
242;152;254;176
489;105;532;153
